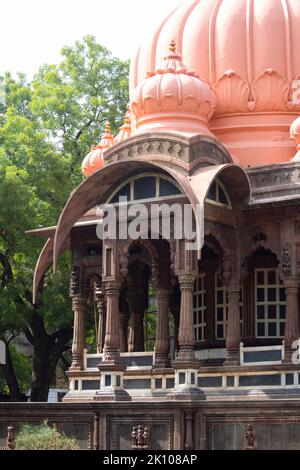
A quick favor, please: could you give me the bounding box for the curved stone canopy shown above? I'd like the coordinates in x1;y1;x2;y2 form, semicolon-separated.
52;157;250;272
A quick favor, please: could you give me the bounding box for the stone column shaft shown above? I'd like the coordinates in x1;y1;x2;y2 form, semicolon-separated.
154;289;170;369
225;287;241;366
128;311;145;352
120;313;129;353
283;278;299;363
177;274;197;363
103;281;122;362
96;295;105;354
71;295;87;370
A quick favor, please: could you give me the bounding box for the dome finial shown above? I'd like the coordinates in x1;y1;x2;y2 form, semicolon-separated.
105;120;111;134
81;119;115;177
114;109;132;144
169;40;176;53
124;111;131;126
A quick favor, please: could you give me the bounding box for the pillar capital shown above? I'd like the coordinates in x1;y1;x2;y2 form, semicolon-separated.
283;276;299;290
156;288;170;301
103;279;123;295
71;294;87;311
227;285;240;297
178;273;196;289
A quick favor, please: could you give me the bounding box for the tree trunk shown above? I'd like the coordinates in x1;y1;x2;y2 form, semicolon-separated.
0;343;22;402
29;314;72;402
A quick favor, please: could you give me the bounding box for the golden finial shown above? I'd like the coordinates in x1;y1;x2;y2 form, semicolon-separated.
124;112;131;126
169;40;176;53
105;120;111;134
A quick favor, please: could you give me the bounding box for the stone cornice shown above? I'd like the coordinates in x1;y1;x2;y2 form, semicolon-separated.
247;162;300;205
103;133;232;169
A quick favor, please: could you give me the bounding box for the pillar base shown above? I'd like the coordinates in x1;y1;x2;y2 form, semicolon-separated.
172;358;201;370
153;355;171;371
167;388;206;401
97;359;130;401
282;347;295;364
168;367;205;401
224;350;240;366
69;364;83;372
94;389;131;402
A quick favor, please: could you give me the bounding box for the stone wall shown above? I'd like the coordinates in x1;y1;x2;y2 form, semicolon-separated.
1;400;300;450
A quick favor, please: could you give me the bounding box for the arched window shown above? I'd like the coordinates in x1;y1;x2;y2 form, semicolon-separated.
108;173;183;204
255;268;286;338
206;179;232;209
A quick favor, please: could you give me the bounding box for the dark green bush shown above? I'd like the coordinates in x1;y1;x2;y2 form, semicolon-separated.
15;421;79;450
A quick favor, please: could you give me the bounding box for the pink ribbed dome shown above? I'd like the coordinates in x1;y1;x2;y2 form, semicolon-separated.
131;41;216;136
130;0;300;167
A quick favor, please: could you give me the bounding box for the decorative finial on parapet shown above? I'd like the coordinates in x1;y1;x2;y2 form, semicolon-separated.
124;112;131;126
169;39;176;53
114;111;131;144
105;121;111;134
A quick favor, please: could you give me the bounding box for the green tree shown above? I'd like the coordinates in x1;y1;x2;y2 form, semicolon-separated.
0;36;129;401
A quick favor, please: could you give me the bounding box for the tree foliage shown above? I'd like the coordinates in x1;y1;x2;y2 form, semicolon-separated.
0;35;129;400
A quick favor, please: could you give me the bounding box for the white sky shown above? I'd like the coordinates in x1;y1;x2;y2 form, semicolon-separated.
0;0;183;78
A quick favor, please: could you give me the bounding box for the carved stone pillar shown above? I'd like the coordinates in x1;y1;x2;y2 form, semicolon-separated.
154;288;171;369
177;273;197;363
170;297;180;354
127;276;146;352
119;291;130;353
71;295;87;370
102;280;122;362
95;240;130;401
168;241;203;399
283;277;299;363
94;281;105;354
225;286;241;366
96;279;130;401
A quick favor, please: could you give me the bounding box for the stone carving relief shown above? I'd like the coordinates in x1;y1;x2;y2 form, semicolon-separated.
212;68;297;115
281;243;292;276
190;140;231;165
213;71;250;115
105;135;231;168
69;266;80;297
110;416;174;450
131;425;150;450
105;138;188;164
244;424;256;450
248;168;294;189
252;69;289;112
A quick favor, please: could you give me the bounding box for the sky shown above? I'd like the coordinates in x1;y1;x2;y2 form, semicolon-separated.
0;0;183;78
